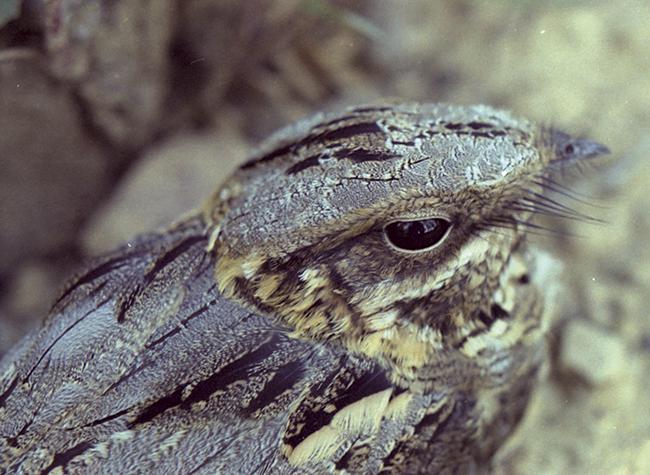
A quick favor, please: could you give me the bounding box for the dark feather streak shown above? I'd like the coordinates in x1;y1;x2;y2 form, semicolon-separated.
40;441;94;474
143;235;206;284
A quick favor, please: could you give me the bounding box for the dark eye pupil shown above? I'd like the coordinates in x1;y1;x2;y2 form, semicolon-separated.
384;218;451;251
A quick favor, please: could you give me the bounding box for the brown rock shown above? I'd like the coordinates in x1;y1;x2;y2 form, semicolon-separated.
42;0;176;149
0;0;20;29
560;319;627;385
0;53;110;275
82;128;247;254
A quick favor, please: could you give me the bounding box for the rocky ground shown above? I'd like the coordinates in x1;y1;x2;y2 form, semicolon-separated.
1;1;649;473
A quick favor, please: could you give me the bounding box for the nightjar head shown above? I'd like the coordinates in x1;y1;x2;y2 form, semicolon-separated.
206;102;607;376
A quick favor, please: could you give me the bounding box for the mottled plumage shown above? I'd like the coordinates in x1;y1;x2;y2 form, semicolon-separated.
0;102;607;474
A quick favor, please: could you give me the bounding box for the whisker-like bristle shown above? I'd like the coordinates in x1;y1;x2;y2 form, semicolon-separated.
525;190;587;215
485;216;578;238
516;197;604;224
504;203;594;223
516;199;582;219
531;179;581;202
533;175;602;206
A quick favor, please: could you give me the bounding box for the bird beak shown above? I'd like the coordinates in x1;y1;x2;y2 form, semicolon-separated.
551;130;610;163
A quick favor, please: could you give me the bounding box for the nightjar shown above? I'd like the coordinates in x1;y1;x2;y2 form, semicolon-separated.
0;102;608;474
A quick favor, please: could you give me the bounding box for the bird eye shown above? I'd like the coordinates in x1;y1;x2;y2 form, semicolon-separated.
384;218;452;251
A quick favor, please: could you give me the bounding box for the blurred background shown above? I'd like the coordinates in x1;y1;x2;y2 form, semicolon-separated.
1;1;649;472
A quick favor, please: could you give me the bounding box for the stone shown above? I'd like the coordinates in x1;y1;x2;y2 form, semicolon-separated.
82;128;247;254
0;54;110;275
561;319;627;385
42;0;176;149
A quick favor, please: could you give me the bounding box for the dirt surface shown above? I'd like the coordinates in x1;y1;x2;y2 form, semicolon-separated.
1;1;649;473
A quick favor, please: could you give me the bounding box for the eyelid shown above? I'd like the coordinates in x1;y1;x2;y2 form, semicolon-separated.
385;213;452;224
